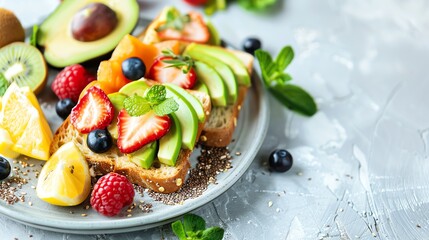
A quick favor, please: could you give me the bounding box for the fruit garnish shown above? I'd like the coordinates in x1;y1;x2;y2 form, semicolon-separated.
148;49;197;89
70;86;114;134
269;149;293;172
255;46;317;116
0;8;25;48
36;142;91;206
97;60;130;94
90;172;135;217
87;129;113;153
0;157;11;181
156;10;209;43
242;37;262;55
0;42;47;94
117;85;177;154
0;83;52;160
121;57;146;80
55;98;76;120
51;64;96;102
110;34;158;69
0;126;20;159
71;3;118;42
117;110;171;154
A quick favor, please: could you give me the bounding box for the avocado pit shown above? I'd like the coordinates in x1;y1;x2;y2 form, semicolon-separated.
71;2;118;42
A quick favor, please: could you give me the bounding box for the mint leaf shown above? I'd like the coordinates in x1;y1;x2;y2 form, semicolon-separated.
156;9;190;32
145;85;166;104
171;220;187;240
255;47;317;117
123;95;151;116
254;49;277;86
30;25;39;47
276;72;292;84
237;0;277;11
184;214;206;233
152;97;179;116
269;84;317;116
201;227;224;240
0;73;9;97
275;46;294;71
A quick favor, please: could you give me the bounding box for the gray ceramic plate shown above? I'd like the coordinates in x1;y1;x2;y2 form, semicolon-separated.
0;68;269;234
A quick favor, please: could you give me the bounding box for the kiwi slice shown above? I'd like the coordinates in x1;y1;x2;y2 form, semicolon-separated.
0;42;47;94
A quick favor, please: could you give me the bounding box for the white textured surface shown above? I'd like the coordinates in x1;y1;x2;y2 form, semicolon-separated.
2;0;429;239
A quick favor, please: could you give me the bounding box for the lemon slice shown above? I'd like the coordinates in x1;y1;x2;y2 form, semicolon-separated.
0;126;19;158
0;83;52;160
37;142;91;206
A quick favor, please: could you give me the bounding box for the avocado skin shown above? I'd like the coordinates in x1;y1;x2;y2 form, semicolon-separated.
38;0;139;67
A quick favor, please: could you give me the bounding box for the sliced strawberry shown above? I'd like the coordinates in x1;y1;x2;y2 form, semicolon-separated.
117;109;171;154
70;86;114;134
147;56;196;89
157;11;209;43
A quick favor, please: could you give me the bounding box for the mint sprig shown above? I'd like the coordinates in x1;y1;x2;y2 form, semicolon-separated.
161;49;194;74
123;85;179;116
255;46;317;116
0;73;9;97
172;214;224;240
156;9;190;32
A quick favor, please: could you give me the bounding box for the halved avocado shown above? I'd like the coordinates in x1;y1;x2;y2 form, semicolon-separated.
38;0;139;67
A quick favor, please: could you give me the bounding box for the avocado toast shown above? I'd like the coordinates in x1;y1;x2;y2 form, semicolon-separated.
48;7;254;195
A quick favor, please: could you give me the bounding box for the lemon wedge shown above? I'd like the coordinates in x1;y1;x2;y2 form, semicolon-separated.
0;83;52;160
0;126;19;158
37;142;91;206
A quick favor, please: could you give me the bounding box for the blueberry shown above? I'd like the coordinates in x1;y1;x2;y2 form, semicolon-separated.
56;98;76;120
242;37;262;55
87;129;113;153
122;57;146;80
0;157;11;180
269;149;293;172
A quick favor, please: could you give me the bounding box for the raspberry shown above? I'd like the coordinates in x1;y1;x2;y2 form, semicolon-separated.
51;64;96;102
90;173;135;217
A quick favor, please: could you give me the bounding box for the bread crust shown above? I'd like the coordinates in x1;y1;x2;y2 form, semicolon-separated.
50;90;211;193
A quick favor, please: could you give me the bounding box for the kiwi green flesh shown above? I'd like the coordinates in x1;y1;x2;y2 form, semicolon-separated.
0;43;46;94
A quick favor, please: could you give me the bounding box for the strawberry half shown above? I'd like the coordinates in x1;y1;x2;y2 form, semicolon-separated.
70;86;114;134
157;11;209;43
117;109;171;154
147;56;196;89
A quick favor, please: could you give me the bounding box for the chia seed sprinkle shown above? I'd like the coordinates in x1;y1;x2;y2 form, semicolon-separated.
149;145;233;205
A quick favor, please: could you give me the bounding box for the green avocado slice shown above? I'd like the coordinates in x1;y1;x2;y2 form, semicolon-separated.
194;61;227;107
166;88;199;150
129;141;158;169
158;113;182;166
185;48;238;104
38;0;139;67
165;83;205;122
185;43;251;87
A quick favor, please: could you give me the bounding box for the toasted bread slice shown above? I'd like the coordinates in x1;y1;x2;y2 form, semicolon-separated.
50;90;211;193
